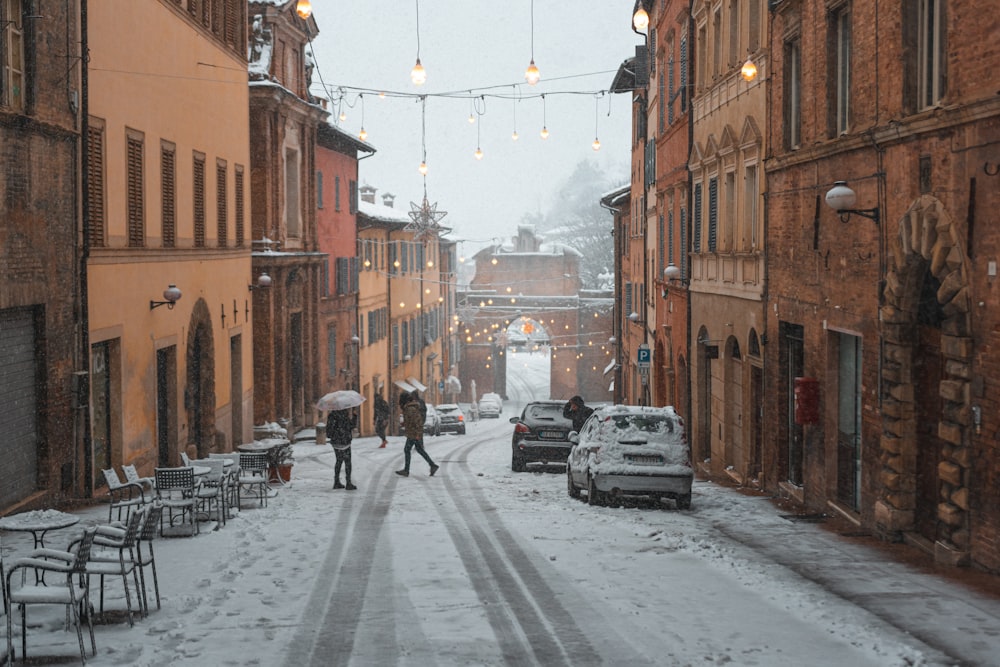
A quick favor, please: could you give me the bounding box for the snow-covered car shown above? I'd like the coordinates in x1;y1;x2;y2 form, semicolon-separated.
509;400;575;472
423;404;442;436
478;392;503;418
567;405;692;509
435;403;466;435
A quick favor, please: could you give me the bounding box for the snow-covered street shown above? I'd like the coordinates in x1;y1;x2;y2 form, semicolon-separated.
4;353;1000;665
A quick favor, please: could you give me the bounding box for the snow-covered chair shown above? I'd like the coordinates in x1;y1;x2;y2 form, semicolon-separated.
122;464;155;496
6;526;98;665
78;507;146;627
238;453;269;508
154;467;199;537
101;468;147;523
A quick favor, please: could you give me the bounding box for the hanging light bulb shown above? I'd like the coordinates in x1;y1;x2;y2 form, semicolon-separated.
379;91;386;99
339;109;347;122
512;130;519;141
525;59;540;85
592;137;601;151
296;0;312;19
468;113;476;124
359;127;368;141
741;56;758;82
591;95;601;151
525;0;540;85
540;126;549;139
411;58;426;85
411;0;425;85
418;161;428;175
474;147;484;160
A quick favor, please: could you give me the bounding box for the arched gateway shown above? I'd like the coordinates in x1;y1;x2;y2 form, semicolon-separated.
878;195;972;563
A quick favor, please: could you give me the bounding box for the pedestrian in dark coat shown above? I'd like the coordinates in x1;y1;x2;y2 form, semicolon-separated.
374;391;390;448
563;395;594;432
327;408;358;490
395;392;438;478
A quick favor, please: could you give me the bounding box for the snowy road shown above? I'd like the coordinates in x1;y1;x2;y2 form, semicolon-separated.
5;354;1000;666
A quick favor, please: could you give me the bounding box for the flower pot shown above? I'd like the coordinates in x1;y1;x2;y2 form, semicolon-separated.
269;462;293;483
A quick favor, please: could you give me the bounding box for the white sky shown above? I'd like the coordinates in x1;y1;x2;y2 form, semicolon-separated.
5;353;998;665
307;1;638;254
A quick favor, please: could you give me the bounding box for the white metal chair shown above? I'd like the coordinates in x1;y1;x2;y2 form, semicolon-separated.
135;503;163;614
238;453;270;508
101;468;146;523
122;464;155;496
80;507;146;627
6;527;98;666
208;453;241;518
154;467;199;536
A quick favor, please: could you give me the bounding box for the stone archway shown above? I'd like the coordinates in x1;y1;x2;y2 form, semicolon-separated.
878;195;972;563
185;298;216;457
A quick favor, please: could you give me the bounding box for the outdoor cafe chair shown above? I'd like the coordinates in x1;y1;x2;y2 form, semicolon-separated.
238;453;270;508
192;459;226;526
122;464;155;496
101;468;146;523
74;507;146;627
5;526;98;666
135;503;163;614
208;453;242;517
154;467;199;537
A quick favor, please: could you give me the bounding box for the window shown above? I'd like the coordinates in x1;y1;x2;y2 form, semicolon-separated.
748;0;761;52
679;35;688;110
216;159;228;248
327;328;337;378
744;163;758;250
336;256;359;295
316;170;324;209
334;175;341;211
126;131;145;248
392;324;399;366
784;37;802;149
87;121;107;248
729;0;739;68
193;152;205;247
713;9;722;78
917;0;945;109
723;171;735;251
235;165;245;246
658;54;665;133
658;214;665;274
349;179;357;214
680;203;688;276
1;0;24;110
830;6;851;136
696;23;707;91
285;147;300;237
161;142;176;247
667;209;675;268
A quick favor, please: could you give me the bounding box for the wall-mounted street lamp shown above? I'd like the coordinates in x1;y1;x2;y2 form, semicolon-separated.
628;311;646;325
632;4;649;32
295;0;312;19
248;272;272;291
663;263;689;286
150;284;182;310
825;181;880;225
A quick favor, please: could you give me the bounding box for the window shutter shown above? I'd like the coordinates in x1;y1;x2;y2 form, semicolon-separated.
335;175;341;211
658;63;665;133
392;325;399;366
350;256;359;293
680;36;688;111
708;177;718;253
658;214;665;274
692;183;702;252
126;136;145;247
667;54;675;125
216;161;227;248
667;210;674;267
327;328;337;377
680;206;687;276
349;179;357;214
87;125;106;248
235;166;244;246
336;257;348;295
193;154;205;247
316;170;324;209
625;282;633;316
389;243;397;274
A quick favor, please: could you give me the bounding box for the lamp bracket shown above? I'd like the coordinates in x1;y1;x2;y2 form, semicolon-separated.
837;207;880;225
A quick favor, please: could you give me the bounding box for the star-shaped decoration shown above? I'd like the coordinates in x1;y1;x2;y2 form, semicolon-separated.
406;197;448;241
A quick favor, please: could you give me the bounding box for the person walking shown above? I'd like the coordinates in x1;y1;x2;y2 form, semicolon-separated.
395;392;438;478
374;390;390;448
562;395;594;432
327;407;358;490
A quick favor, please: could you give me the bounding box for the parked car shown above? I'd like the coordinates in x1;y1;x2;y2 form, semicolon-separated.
423;404;442;436
435;404;466;434
478;392;503;418
566;405;692;509
509;400;575;472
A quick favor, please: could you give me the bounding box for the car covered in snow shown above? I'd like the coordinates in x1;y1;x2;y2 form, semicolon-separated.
434;403;466;435
509;400;575;472
566;405;692;509
478;392;503;418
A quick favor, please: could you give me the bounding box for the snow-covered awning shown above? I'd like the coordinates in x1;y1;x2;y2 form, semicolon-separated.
608;380;615;392
407;377;428;392
394;380;416;393
603;359;616;376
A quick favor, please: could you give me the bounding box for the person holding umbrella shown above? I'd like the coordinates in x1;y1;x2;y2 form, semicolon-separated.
317;389;366;490
327;407;357;490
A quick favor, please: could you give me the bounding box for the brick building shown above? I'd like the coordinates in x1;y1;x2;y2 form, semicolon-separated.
0;1;82;506
765;0;1000;570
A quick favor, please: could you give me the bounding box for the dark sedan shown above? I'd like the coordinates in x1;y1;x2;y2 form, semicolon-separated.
509;400;575;472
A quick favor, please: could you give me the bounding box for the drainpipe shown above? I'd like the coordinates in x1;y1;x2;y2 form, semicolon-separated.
684;10;694;431
77;0;93;498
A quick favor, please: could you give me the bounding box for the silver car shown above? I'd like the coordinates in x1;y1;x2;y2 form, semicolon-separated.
567;405;693;509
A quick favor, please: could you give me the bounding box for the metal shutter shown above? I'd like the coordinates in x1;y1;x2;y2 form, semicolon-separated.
0;309;38;506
